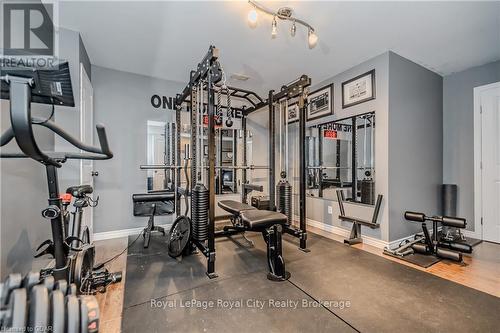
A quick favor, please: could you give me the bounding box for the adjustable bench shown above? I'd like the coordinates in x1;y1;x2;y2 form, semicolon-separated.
217;200;290;281
132;192;175;248
336;190;383;245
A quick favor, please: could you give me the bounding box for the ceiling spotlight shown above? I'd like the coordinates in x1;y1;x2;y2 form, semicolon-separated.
247;8;258;28
308;29;318;49
290;21;296;37
271;16;277;39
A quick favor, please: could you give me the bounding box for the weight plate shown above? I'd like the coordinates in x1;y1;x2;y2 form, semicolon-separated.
28;285;49;332
65;295;80;333
50;290;65;333
73;246;94;292
167;216;191;258
79;295;100;333
8;288;27;330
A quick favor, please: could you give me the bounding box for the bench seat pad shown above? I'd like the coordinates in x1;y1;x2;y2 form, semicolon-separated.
132;192;175;202
218;200;256;215
240;210;287;229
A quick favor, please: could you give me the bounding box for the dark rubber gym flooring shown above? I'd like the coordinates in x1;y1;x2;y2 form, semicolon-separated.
121;232;500;332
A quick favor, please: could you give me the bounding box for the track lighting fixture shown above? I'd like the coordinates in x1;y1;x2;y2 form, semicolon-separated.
247;0;318;49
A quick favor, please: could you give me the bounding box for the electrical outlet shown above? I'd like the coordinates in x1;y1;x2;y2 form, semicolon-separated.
328;206;332;215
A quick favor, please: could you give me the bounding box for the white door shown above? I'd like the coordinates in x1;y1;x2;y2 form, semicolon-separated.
80;64;95;239
479;83;500;243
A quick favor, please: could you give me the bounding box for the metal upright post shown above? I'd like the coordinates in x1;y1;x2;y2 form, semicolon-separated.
351;116;357;201
233;129;237;193
241;116;247;203
206;71;217;278
175;104;181;216
268;90;275;211
190;82;197;191
318;126;323;198
298;92;307;250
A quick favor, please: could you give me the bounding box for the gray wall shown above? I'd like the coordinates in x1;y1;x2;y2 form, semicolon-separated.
388;52;443;241
91;66;183;232
79;35;92;81
0;104;55;278
443;60;500;230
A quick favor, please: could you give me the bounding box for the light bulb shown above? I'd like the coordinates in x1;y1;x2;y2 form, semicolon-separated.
247;9;258;28
308;29;318;49
271;17;277;39
290;21;296;37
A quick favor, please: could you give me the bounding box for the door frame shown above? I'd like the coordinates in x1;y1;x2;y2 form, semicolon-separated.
473;81;500;240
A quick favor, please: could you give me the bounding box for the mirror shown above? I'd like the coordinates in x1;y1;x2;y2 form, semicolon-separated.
306;112;375;205
146;119;254;195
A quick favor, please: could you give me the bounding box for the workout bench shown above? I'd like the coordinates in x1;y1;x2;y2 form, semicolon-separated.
132;191;175;248
336;190;383;245
217;200;290;281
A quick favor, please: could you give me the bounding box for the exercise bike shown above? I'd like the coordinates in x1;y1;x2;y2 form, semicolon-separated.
0;61;121;293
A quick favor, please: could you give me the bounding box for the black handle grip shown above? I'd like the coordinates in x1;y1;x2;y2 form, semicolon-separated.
404;211;426;222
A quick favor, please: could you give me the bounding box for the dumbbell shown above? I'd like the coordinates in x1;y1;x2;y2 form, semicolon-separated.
27;285;49;332
1;288;27;330
80;295;100;333
22;271;40;293
50;290;66;333
1;273;22;306
65;295;80;333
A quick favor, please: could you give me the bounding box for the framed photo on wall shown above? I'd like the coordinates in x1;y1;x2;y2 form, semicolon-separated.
307;84;333;121
287;103;299;124
342;69;376;108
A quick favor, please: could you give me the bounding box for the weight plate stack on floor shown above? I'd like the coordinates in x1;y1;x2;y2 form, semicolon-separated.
192;184;209;241
0;271;101;333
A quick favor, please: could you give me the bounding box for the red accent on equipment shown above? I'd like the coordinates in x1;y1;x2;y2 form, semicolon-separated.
324;130;338;139
60;193;72;203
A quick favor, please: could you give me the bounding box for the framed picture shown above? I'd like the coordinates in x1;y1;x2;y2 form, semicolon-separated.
342;69;376;108
287;103;299;124
307;84;333;121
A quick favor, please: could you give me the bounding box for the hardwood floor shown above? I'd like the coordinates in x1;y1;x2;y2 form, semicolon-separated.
307;225;500;298
94;237;128;333
93;227;499;332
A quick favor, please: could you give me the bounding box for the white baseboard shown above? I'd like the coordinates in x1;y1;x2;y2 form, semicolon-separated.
463;230;481;239
304;217;389;249
94;224;171;241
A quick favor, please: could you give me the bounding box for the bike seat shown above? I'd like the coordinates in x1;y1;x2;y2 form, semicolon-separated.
66;185;93;198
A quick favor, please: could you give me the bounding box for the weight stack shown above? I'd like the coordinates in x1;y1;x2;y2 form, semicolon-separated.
191;184;209;241
276;180;292;225
361;179;375;205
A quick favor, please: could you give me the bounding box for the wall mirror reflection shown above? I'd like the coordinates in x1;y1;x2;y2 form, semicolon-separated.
306;112;375;205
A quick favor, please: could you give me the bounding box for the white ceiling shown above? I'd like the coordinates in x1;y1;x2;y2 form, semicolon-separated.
56;1;500;95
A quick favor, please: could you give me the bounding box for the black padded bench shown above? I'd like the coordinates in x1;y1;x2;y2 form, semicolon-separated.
132;191;175;248
217;200;290;281
336;190;383;245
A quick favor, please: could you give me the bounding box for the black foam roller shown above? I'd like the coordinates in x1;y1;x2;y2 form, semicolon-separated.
441;184;457;217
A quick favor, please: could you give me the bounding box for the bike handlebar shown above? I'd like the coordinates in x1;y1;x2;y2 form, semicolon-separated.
1;118;113;166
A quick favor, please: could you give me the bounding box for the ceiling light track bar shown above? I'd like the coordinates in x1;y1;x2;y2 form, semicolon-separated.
248;0;315;32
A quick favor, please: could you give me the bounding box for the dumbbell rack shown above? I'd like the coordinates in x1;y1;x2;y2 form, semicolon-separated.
0;272;99;332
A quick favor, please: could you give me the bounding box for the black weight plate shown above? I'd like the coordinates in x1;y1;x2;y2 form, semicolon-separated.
79;295;100;333
28;285;49;332
73;246;94;292
50;290;65;333
167;216;191;258
65;295;80;333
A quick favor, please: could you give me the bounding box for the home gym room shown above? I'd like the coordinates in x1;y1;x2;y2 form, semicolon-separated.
1;1;499;332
